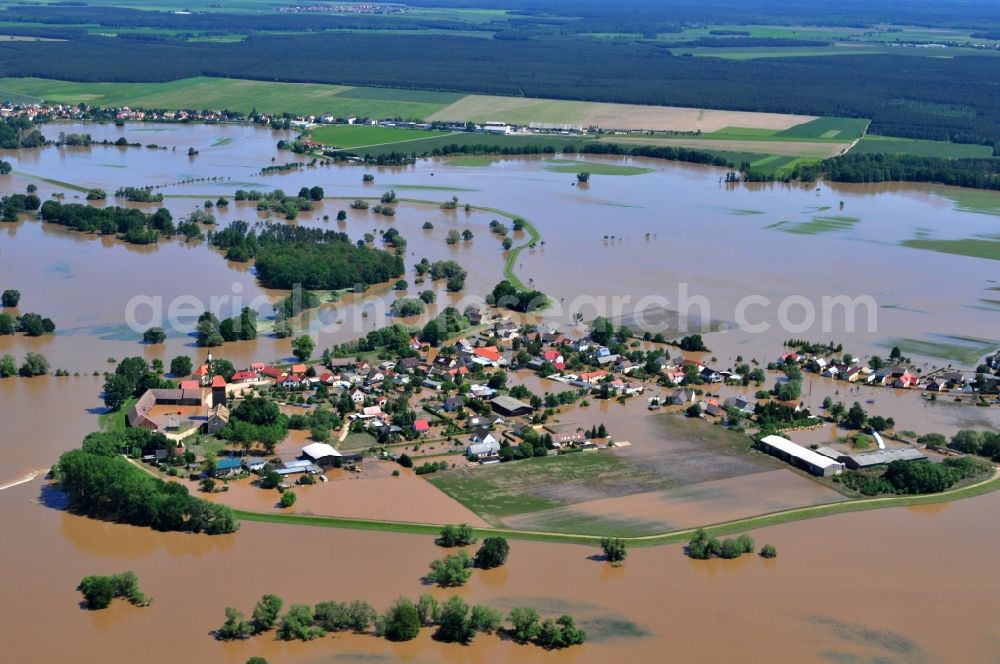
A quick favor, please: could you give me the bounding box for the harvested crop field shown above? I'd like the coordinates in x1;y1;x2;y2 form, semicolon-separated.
505;469;848;536
429;94;816;132
428;415;786;528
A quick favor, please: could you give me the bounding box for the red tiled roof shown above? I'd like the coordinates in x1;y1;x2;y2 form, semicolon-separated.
414;419;430;431
211;375;227;387
474;346;502;362
179;380;200;391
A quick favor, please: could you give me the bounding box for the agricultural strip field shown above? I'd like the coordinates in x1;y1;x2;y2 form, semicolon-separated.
775;116;869;140
428;416;789;530
851;135;994;158
504;469;848;537
428;93;816;132
308;124;455;149
0;76;461;119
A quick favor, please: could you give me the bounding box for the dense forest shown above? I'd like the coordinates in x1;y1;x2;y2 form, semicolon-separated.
802;153;1000;189
2;29;1000;146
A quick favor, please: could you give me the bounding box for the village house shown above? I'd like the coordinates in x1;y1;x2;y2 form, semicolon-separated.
213;457;243;478
443;395;465;412
579;370;608;384
668;389;696;405
723;395;756;415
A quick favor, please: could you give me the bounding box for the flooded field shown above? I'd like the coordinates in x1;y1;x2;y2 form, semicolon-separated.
1;121;999;663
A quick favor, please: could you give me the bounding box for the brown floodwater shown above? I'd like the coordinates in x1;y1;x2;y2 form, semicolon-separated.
2;121;1000;662
4;466;1000;664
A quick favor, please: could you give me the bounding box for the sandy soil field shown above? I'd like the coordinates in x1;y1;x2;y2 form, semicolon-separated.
430;94;817;132
210;455;490;526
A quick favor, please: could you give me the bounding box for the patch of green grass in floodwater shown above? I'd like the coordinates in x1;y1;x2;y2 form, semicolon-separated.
379;184;478;192
210;136;233;147
777;215;859;235
900;237;1000;261
936;187;1000;216
542;159;654;176
719;207;765;216
884;336;998;365
445;155;499;167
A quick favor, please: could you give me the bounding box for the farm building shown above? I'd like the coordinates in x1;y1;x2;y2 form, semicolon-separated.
758;435;844;477
490;395;534;417
275;459;319;476
842;448;927;470
301;442;343;467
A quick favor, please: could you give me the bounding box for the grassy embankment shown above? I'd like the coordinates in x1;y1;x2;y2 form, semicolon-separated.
97;397;135;432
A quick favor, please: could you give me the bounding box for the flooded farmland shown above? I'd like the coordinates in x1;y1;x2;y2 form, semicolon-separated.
1;121;999;663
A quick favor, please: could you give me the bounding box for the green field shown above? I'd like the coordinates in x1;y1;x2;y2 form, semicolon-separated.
542;159;654;176
884;336;998;364
777;117;869;140
0;77;458;119
428;452;639;525
309;124;454;149
852;135;993;158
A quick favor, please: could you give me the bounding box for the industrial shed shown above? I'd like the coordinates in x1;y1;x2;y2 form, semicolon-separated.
758;435;845;477
490;395;534;417
842;448;927;470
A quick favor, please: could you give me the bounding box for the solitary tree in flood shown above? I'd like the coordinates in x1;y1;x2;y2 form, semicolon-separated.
600;537;627;564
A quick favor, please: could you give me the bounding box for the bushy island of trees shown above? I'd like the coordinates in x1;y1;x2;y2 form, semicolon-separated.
210;221;404;290
687;529;776;560
56;428;238;534
0;190;41;221
78;571;149;610
218;591;584;649
0;351;50;377
40;200;181;245
0;310;55;336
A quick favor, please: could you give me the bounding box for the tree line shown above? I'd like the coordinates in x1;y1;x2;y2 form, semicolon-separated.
218;591;584;649
56;430;239;534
